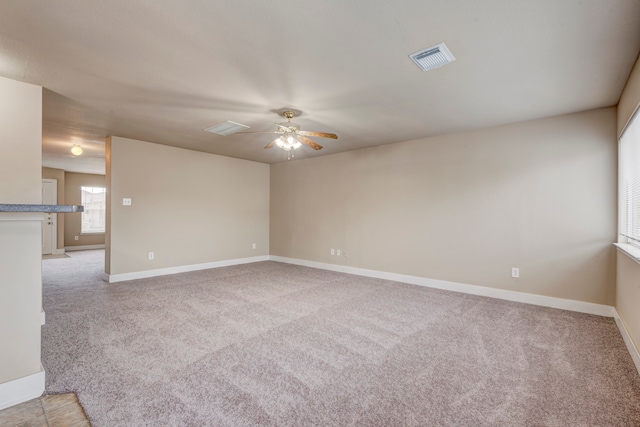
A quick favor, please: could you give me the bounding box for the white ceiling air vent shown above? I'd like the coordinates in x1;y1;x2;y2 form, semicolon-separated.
204;120;250;136
409;42;455;71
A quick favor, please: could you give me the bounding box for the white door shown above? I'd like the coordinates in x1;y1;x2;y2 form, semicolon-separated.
42;179;57;255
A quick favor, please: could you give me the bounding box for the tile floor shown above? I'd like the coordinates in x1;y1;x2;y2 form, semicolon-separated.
0;393;90;427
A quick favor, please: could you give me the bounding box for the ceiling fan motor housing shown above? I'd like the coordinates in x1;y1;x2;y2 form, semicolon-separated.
280;111;300;132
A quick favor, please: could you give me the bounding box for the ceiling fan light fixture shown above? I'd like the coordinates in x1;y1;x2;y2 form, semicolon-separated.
256;110;336;156
276;133;302;152
204;120;250;136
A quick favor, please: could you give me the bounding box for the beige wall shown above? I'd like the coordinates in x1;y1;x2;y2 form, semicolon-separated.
107;136;269;275
0;77;41;204
64;172;106;248
42;167;65;250
271;108;617;305
618;54;640;137
616;251;640;350
0;76;43;385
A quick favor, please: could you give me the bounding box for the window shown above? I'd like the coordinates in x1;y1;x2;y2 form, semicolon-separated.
81;186;106;234
620;111;640;247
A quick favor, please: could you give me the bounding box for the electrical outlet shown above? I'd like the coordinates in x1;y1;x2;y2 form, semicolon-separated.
337;249;341;256
74;236;79;241
252;243;256;249
331;248;335;256
149;252;154;260
512;267;520;278
123;198;132;206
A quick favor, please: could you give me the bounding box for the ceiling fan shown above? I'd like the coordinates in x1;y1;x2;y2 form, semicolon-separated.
241;111;338;159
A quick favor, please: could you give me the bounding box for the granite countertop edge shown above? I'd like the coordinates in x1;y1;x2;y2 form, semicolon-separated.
0;204;84;213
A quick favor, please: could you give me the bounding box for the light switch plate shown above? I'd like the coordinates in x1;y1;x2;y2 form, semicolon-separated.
123;198;132;206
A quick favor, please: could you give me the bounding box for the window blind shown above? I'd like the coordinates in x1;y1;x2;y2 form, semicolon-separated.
620;110;640;245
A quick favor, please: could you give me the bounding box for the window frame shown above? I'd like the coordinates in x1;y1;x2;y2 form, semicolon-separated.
80;186;106;235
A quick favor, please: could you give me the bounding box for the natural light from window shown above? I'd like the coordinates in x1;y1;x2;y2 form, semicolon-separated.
81;186;106;234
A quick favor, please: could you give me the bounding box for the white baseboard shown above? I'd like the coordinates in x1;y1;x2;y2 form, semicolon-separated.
0;366;45;411
52;248;65;255
613;310;640;375
106;255;270;283
65;244;105;252
269;256;616;318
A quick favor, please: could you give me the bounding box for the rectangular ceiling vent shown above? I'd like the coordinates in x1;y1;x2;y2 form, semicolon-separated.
204;120;250;136
409;42;455;71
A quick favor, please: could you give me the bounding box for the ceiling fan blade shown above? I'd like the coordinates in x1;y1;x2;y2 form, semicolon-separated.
277;124;293;132
264;138;279;149
297;135;323;151
298;130;338;139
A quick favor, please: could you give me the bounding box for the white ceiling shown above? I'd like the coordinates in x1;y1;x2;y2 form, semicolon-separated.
1;1;639;174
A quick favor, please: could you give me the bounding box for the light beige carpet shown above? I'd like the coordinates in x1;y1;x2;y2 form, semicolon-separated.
42;251;640;426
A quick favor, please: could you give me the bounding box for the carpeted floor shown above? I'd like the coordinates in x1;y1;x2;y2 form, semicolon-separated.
42;250;640;426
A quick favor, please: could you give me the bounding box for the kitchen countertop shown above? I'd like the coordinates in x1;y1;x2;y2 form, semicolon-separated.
0;204;84;213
